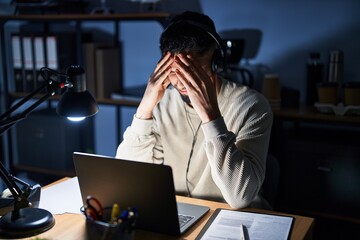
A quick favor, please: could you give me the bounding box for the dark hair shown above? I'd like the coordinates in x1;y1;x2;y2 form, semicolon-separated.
160;11;218;56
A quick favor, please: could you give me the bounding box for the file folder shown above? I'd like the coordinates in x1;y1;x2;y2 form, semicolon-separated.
10;34;24;92
34;36;46;89
22;36;35;92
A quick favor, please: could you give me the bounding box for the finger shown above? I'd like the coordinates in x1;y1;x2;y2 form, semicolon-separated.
175;68;195;92
154;52;173;73
178;54;207;76
176;53;197;72
174;55;197;78
150;53;173;83
184;54;204;70
162;77;171;88
150;65;172;86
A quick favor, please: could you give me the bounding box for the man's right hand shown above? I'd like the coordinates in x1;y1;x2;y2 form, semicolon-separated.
135;52;173;120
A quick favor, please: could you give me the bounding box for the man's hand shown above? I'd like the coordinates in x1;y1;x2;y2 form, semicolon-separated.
174;53;221;123
136;52;173;119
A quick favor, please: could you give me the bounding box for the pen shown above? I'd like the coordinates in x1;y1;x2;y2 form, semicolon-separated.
240;224;246;240
110;203;119;224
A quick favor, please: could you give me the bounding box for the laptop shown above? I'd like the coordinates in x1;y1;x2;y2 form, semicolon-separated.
73;152;210;236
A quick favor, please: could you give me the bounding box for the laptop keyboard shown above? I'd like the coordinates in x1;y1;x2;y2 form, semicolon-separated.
178;214;195;228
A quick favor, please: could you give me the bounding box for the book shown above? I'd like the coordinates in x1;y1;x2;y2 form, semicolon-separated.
196;208;294;240
95;47;121;99
82;42;112;98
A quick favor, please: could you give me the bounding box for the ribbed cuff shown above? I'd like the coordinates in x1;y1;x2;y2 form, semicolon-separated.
202;117;228;139
131;114;153;135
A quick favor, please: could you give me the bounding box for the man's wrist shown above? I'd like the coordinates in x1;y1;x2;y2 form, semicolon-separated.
200;109;221;123
135;110;153;120
202;117;227;139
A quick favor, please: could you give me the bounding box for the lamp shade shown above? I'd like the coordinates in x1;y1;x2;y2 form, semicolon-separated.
56;90;99;118
56;65;99;118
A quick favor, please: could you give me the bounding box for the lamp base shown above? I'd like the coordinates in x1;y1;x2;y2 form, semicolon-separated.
0;184;41;216
0;207;55;238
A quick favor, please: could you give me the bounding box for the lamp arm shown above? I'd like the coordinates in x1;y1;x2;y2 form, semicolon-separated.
0;66;68;122
0;81;49;121
0;90;54;211
0;67;67;212
0;162;23;202
0;92;53;135
0;68;69;135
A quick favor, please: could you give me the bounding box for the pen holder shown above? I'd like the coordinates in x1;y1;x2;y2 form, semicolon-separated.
85;207;135;240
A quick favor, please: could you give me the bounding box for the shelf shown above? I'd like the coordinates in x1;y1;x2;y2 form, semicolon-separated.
0;12;171;23
273;106;360;126
1;11;160;182
9;92;140;107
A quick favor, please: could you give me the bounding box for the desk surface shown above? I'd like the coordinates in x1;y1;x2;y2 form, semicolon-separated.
273;106;360;125
18;178;314;240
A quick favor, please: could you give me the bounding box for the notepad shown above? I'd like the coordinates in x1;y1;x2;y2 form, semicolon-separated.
196;208;294;240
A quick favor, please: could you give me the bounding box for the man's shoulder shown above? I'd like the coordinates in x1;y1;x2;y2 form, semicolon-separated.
220;78;271;112
221;78;263;100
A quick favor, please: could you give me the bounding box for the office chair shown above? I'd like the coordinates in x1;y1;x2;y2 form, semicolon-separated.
262;153;280;209
220;29;262;88
226;66;254;87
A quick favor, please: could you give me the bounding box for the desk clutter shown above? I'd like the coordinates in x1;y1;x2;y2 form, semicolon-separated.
307;50;360;114
35;177;314;239
314;102;360;116
81;195;137;240
315;81;360;115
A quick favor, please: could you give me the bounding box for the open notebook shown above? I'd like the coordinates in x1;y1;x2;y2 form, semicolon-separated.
73;152;209;235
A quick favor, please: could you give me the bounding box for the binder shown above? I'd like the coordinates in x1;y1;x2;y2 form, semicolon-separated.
46;35;58;70
22;35;35;92
46;33;78;71
10;34;24;92
34;35;46;89
95;47;121;99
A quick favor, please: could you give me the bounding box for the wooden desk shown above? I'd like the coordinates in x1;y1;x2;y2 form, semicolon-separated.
273;106;360;125
18;179;314;240
270;106;360;223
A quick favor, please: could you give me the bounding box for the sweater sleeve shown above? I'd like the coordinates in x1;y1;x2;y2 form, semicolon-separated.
203;105;273;209
115;115;164;163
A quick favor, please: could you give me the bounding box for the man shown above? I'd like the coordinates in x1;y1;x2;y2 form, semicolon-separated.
116;11;273;209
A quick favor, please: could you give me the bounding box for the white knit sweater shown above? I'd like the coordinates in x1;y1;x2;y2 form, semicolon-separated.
116;78;273;209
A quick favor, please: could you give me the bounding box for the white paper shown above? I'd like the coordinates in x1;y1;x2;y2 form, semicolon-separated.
39;177;83;215
199;209;293;240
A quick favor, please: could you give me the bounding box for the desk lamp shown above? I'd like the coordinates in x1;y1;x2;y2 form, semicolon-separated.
0;65;99;238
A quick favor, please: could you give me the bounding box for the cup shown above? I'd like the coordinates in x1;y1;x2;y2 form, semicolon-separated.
344;82;360;106
86;207;135;240
262;74;281;110
317;82;338;105
262;74;281;100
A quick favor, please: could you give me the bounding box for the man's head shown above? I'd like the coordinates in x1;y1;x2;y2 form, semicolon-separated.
160;11;225;104
160;11;225;73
